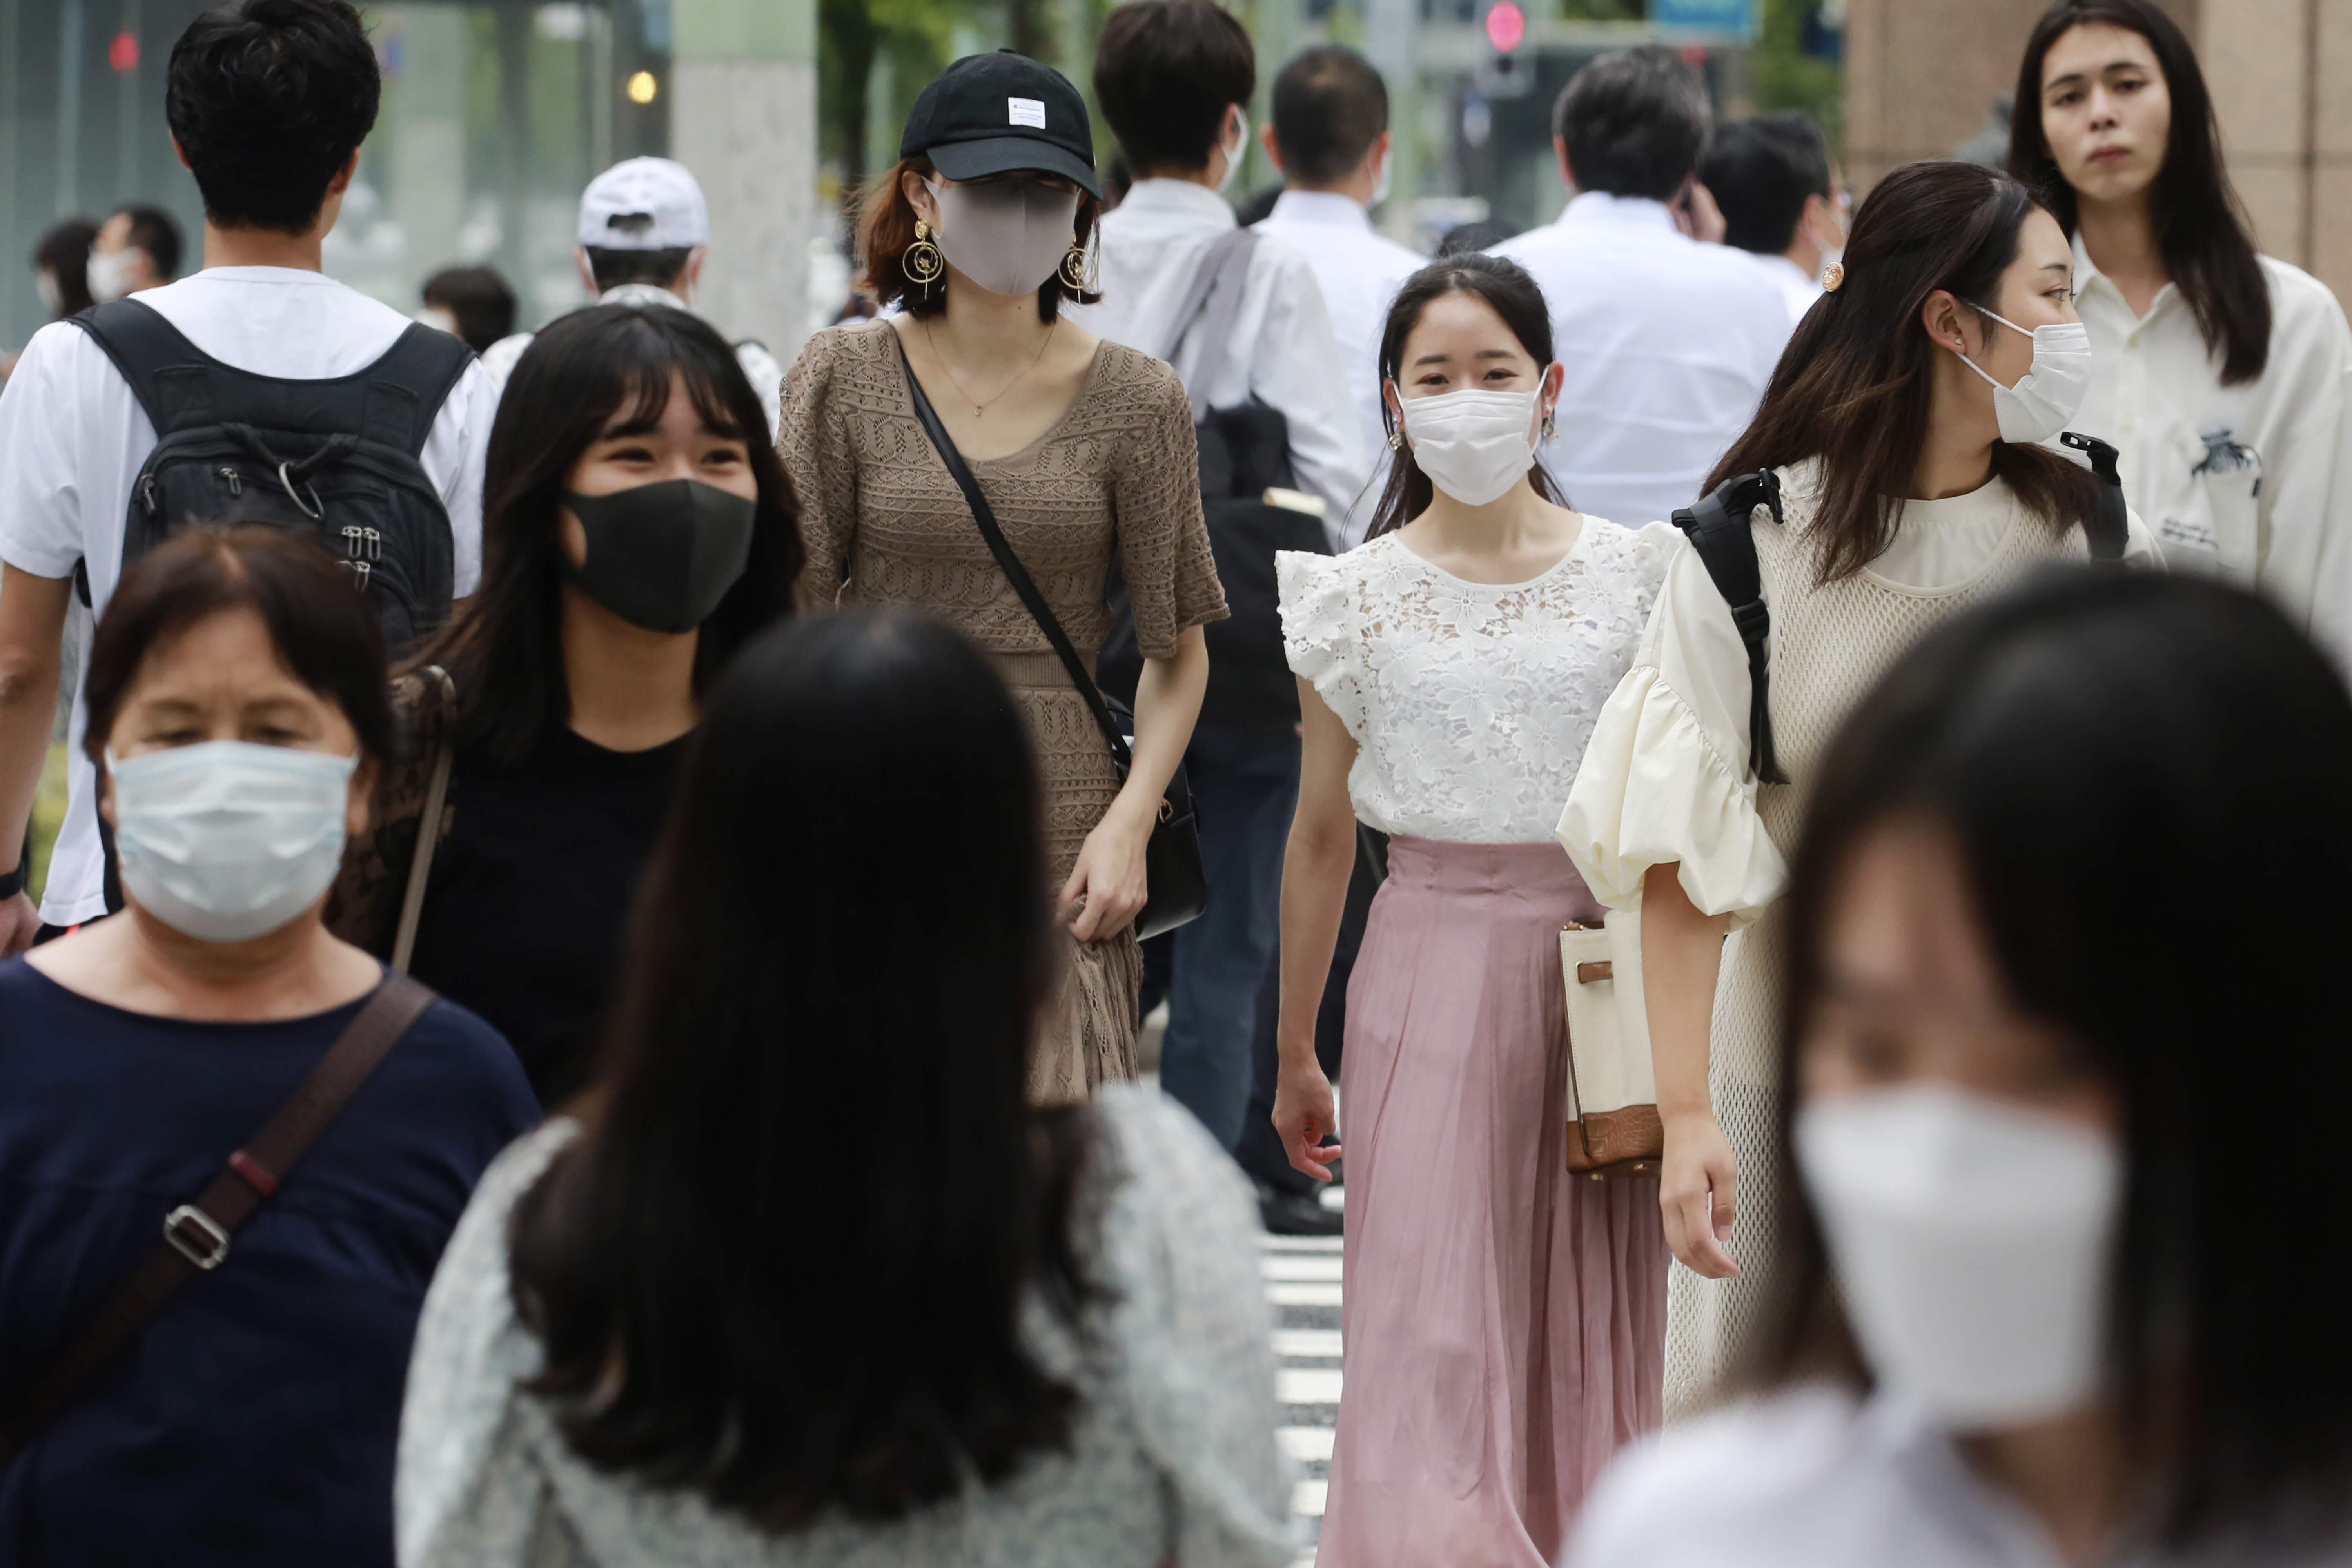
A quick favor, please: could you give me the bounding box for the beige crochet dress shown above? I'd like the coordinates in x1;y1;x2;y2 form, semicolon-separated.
777;319;1229;1104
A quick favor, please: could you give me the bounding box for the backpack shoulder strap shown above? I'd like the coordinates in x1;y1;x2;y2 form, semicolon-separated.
1671;469;1789;786
355;324;478;459
0;972;437;1462
2060;431;2130;563
1160;229;1258;424
67;299;213;437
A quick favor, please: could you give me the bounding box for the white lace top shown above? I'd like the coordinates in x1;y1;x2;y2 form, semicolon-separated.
1278;521;1677;843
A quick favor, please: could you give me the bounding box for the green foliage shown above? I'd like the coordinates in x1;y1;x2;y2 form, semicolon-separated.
1751;0;1843;149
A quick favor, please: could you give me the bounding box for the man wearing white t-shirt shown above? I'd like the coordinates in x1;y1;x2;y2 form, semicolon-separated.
1495;46;1790;529
1700;111;1846;330
0;0;495;946
1252;45;1426;549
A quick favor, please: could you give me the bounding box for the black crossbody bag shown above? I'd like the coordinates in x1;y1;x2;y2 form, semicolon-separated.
895;337;1209;940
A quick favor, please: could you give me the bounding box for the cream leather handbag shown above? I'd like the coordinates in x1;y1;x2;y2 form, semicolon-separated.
1559;911;1663;1176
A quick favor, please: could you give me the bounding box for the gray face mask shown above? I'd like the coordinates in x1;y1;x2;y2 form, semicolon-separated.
926;178;1080;297
559;479;758;634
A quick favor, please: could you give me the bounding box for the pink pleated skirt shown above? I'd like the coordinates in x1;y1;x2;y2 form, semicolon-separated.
1319;837;1669;1568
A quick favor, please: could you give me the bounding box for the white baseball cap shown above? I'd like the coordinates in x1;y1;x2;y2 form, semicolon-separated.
577;157;709;251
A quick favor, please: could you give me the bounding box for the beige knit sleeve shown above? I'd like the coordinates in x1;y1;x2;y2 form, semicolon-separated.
775;328;857;610
1112;359;1228;660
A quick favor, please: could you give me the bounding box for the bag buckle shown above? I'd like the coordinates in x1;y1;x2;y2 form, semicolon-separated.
162;1205;230;1270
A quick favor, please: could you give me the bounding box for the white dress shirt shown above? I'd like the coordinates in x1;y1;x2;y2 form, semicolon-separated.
1746;250;1822;327
0;266;495;926
1494;191;1791;528
477;282;786;438
2069;232;2352;668
1568;1385;2352;1568
1253;189;1426;545
1073;178;1368;543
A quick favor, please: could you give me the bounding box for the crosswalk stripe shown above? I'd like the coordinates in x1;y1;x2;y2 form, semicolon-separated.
1278;1425;1336;1461
1267;1281;1344;1307
1260;1254;1343;1281
1272;1328;1342;1358
1292;1479;1328;1517
1277;1367;1343;1405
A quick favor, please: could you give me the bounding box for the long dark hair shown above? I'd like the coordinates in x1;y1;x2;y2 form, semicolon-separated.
1708;161;2102;585
409;305;802;766
1366;253;1572;539
1755;569;2352;1546
2007;0;2271;385
507;610;1102;1531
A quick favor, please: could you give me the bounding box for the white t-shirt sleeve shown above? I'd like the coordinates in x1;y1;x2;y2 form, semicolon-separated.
0;323;132;582
423;358;497;598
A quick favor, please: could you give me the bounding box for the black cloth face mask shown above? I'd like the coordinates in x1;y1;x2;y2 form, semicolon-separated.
558;478;758;634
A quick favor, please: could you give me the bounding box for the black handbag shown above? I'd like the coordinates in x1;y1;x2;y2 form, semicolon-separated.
895;336;1210;941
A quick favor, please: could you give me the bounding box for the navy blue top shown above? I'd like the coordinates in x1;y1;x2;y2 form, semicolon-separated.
0;960;539;1567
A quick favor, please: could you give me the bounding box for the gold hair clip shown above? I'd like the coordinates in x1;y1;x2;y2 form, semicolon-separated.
1821;261;1845;292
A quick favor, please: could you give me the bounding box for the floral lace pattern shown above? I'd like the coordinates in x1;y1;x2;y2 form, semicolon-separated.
1279;523;1676;843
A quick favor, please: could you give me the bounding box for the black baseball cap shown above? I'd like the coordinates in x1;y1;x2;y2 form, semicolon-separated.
900;49;1101;200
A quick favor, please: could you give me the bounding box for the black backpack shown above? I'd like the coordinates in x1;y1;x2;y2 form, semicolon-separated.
1099;229;1332;729
69;299;476;653
1675;436;2127;786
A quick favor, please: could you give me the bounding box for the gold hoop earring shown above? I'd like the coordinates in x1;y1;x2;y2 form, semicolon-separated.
903;220;946;300
1387;428;1402;452
1058;236;1093;292
1541;412;1558;446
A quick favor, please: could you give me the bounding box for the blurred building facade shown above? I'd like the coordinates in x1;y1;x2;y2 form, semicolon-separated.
1846;0;2352;301
0;0;813;363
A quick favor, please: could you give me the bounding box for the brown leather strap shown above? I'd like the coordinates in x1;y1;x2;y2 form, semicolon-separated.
0;971;437;1461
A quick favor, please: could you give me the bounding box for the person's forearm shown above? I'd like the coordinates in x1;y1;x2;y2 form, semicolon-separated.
1121;625;1208;820
1643;860;1730;1124
1276;816;1353;1070
0;641;59;876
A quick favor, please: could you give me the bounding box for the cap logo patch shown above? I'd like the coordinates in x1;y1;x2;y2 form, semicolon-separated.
1008;96;1047;129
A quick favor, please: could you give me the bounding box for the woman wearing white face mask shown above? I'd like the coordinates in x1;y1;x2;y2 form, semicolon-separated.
0;528;537;1562
1571;568;2352;1568
1270;254;1679;1564
779;49;1221;1106
1558;160;2163;1424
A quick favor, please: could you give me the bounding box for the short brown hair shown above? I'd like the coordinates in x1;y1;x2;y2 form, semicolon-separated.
855;155;1102;322
84;527;394;767
1093;0;1254;174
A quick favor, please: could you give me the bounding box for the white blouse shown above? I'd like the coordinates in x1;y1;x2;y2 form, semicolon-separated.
1568;1385;2352;1568
1277;520;1677;844
1557;466;2160;927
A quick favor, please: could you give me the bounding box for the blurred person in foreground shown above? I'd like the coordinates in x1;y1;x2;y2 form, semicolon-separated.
1253;44;1425;549
0;527;534;1564
87;204;184;301
419;265;516;356
29;219;99;322
1494;45;1789;528
328;305;801;1108
1572;569;2352;1567
397;610;1295;1568
479;158;786;437
1699;111;1845;328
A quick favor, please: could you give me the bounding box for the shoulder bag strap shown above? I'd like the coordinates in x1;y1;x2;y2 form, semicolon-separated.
893;335;1136;775
391;665;457;974
0;972;438;1462
1160;229;1258;425
2059;431;2130;562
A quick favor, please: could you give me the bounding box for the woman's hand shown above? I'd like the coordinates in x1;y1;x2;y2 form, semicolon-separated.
1660;1109;1740;1278
1059;797;1151;942
1272;1062;1343;1181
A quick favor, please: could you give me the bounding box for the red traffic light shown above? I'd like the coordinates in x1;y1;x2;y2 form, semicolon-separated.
107;29;139;73
1485;0;1525;52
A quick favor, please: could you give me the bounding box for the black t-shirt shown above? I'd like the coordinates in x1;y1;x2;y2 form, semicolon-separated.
0;961;537;1566
409;726;688;1106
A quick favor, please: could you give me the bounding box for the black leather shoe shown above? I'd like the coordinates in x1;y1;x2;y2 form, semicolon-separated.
1258;1183;1344;1236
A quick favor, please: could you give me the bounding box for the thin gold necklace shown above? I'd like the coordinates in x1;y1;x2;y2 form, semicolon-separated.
922;317;1057;417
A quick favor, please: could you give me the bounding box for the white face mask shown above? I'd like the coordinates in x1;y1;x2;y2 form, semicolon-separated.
34;270;61;313
1797;1082;2121;1430
109;740;358;944
1218;107;1249;194
1399;386;1544;507
1370;148;1393;208
926;178;1080;298
86;246;137;305
414;306;460;336
1951;306;2092;445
